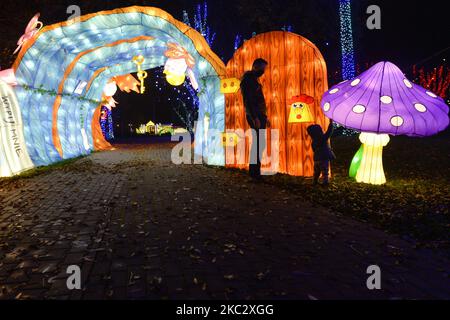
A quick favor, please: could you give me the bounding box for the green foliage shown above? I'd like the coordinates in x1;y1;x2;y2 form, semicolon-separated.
283;136;449;245
20;84;105;106
0;156;84;183
157;125;175;136
225;135;450;247
348;144;363;178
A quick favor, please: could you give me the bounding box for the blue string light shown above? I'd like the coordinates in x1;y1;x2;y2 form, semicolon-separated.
234;34;243;50
184;2;216;47
149;66;199;132
182;10;191;26
281;25;293;32
339;0;356;80
100;106;114;140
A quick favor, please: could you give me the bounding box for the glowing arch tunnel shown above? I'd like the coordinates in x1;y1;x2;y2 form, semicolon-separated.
11;6;226;170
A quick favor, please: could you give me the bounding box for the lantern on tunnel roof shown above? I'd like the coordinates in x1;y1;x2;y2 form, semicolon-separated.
164;43;198;90
321;61;450;185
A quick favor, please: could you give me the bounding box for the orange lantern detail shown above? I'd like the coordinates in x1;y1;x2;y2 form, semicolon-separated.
222;132;239;147
113;74;141;94
287;94;315;123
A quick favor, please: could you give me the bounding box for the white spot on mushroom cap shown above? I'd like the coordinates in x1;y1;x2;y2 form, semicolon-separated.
391;116;404;127
380;96;393;104
352;104;366;114
403;79;413;88
414;103;427;113
351;79;361;86
426;91;438;98
329;88;339;94
323;102;331;112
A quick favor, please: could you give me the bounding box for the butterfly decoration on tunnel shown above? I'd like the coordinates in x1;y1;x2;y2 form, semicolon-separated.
14;13;43;54
287;94;315;123
164;43;199;90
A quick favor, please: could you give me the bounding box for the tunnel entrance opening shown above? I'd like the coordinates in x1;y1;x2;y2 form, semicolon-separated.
10;6;226;176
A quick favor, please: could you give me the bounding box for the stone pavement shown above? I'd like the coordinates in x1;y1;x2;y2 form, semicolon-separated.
0;142;449;300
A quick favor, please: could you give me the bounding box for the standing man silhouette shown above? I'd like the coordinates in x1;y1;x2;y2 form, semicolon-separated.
240;58;270;180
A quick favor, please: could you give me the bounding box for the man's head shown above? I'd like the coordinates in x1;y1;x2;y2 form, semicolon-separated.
252;58;268;77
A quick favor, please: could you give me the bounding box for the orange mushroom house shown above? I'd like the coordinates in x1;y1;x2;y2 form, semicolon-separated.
287;94;315;123
225;31;329;177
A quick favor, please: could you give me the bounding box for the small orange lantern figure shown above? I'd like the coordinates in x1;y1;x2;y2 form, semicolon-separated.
220;78;241;94
222;132;239;147
287;94;315;123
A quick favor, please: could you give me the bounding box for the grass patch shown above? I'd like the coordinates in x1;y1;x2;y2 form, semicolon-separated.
0;156;85;185
223;134;450;247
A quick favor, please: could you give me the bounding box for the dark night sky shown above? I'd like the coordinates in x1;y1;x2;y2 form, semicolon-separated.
1;0;448;133
1;0;448;70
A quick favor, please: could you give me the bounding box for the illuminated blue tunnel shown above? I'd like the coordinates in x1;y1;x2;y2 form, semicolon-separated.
13;6;226;167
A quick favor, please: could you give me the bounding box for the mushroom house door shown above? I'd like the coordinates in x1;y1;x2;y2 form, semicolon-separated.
224;31;330;176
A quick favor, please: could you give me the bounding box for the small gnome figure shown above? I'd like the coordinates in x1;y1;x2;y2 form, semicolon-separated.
287;94;315;123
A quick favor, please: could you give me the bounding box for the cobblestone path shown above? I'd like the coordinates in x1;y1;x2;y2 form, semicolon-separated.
0;142;449;299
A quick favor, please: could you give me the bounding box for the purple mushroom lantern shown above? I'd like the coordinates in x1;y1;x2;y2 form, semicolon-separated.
321;61;449;185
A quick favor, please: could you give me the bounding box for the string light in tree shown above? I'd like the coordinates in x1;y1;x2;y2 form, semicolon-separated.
339;0;356;80
182;10;191;26
100;106;114;140
150;66;200;132
281;25;293;32
412;64;450;100
183;2;216;47
234;34;243;50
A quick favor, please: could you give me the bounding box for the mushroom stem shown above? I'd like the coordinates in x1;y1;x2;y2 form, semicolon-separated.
355;132;390;185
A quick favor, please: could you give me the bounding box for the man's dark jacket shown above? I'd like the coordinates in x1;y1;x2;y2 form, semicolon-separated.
240;71;267;127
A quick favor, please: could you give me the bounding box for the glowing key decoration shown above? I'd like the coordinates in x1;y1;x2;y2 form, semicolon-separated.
164;43;198;89
220;78;240;94
287;94;315;123
321;61;450;185
132;55;148;94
